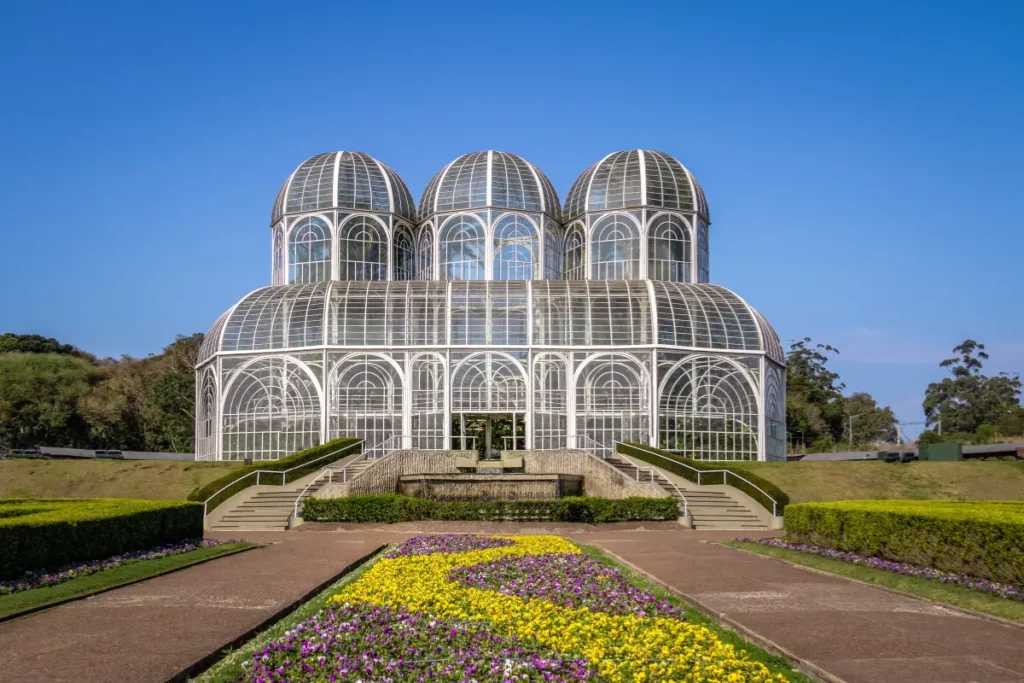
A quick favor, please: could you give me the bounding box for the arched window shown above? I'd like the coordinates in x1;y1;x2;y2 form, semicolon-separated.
221;357;322;461
452;353;527;413
339;216;386;280
647;214;691;282
328;354;403;457
272;227;284;285
659;355;758;461
392;225;416;281
564;223;586;280
418;224;434;281
575;353;649;451
543;222;564;280
440;215;485;280
493;214;537;281
697;221;710;283
197;369;217;460
288;217;331;283
591;214;639;280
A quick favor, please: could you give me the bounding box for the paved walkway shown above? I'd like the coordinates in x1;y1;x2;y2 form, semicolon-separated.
2;524;1022;683
0;531;396;683
575;530;1024;683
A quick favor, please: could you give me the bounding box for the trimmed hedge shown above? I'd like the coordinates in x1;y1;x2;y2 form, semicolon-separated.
618;442;789;515
0;498;202;579
303;494;680;524
188;437;361;514
785;500;1024;584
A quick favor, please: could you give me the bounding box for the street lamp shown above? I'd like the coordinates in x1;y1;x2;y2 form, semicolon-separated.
847;413;867;445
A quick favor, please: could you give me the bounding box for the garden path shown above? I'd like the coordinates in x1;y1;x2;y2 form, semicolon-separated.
576;529;1024;683
0;530;399;683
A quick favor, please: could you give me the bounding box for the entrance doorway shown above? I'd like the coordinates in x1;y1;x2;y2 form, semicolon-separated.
452;413;526;459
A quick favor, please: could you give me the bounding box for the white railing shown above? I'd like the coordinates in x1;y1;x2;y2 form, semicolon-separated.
567;434;611;459
202;440;363;518
616;442;781;517
291;434;405;520
451;435;479;451
613;450;690;521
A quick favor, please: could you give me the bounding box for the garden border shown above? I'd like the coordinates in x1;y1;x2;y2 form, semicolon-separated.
724;541;1024;632
591;545;840;683
166;543;387;683
0;542;258;624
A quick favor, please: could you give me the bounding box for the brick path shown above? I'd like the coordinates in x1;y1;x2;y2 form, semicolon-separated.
0;531;396;683
574;530;1024;683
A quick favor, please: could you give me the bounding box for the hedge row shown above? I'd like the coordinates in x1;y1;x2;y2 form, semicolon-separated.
618;442;789;515
188;437;362;513
0;498;203;579
785;500;1024;584
303;494;680;524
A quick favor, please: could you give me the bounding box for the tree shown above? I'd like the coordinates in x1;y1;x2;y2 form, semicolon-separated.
923;340;1022;434
0;333;88;358
0;353;99;448
844;392;897;443
785;338;846;445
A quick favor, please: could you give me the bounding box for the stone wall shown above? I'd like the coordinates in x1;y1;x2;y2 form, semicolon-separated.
521;450;667;499
315;449;667;500
398;473;582;501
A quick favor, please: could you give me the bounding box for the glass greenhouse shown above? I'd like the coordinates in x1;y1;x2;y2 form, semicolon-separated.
197;150;786;462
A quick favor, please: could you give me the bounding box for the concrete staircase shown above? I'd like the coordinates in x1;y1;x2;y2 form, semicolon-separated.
207;456;375;532
604;455;768;530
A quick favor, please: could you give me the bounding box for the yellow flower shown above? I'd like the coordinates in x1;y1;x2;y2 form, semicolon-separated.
331;535;786;682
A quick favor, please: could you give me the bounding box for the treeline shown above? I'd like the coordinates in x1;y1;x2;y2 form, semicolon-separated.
0;333;201;452
786;337;1023;450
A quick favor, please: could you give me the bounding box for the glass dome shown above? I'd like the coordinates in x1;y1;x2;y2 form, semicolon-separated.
563;149;709;223
418;151;561;223
271;151;415;225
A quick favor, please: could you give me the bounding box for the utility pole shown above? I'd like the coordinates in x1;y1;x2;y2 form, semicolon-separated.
897;423;901;445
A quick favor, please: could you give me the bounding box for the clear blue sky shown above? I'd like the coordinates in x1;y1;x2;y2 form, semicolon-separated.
2;1;1022;435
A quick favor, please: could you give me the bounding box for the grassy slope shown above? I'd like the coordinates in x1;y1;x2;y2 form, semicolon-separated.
727;540;1024;624
0;459;242;500
0;542;257;620
729;460;1024;503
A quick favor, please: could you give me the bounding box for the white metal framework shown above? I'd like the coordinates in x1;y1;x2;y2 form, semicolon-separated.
199;149;785;461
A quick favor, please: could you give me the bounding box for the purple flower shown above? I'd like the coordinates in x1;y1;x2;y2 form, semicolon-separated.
0;539;238;595
743;538;1024;602
450;553;686;619
389;535;515;557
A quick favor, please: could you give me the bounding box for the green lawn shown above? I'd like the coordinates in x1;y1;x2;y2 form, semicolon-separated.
729;460;1024;503
0;541;257;620
577;543;814;683
726;540;1024;624
0;459;242;500
196;547;384;683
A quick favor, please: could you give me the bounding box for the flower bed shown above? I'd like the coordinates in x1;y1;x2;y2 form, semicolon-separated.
239;534;788;682
0;538;232;595
746;537;1024;602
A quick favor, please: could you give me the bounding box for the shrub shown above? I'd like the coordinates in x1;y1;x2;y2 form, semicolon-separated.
784;500;1024;584
0;498;202;579
188;437;361;513
617;442;789;515
303;495;679;524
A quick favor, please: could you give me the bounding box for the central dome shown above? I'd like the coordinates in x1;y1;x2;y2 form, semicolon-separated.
418;151;561;223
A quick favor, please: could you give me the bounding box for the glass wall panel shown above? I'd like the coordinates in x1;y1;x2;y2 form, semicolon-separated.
493;214;537;281
339;216;387;281
440;214;485;280
392;225;416;281
591;214;639;280
288;217;332;284
647;214;691;282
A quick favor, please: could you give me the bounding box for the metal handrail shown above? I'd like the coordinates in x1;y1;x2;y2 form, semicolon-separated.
617;442;780;517
292;434;404;520
202;440;363;518
567;434;611;458
614;450;690;520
